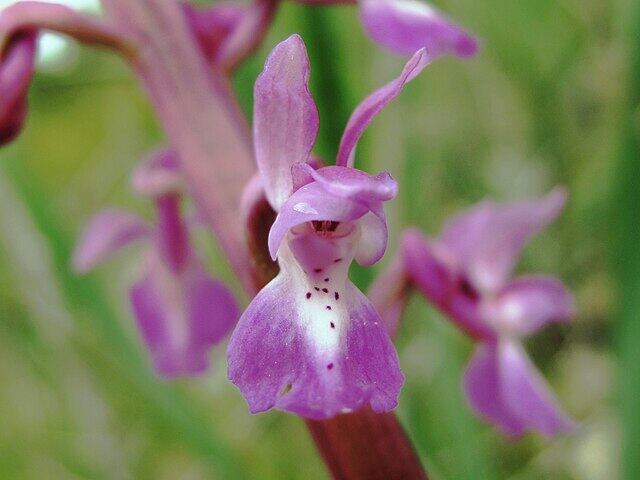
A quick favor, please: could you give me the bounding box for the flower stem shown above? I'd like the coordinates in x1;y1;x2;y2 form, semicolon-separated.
306;409;427;479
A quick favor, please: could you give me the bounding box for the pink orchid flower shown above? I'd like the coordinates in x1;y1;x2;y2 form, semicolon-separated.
398;189;577;437
227;35;431;419
73;150;239;378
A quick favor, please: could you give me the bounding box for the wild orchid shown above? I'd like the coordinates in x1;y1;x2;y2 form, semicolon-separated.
227;35;430;419
73;150;239;378
383;189;577;437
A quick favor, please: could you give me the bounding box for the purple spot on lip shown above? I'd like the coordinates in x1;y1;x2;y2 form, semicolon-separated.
326;305;332;310
334;292;339;300
314;268;323;273
306;292;311;299
314;287;320;291
322;288;328;293
324;278;329;282
334;258;342;263
327;363;333;370
330;322;335;328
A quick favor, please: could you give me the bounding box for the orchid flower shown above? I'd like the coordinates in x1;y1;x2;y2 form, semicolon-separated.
227;34;430;419
73;150;239;378
392;189;577;437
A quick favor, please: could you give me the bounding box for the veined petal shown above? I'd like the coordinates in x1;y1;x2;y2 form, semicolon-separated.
0;33;36;144
441;188;567;293
499;340;578;437
360;0;479;58
401;229;494;339
463;341;576;437
73;209;149;273
131;148;184;197
336;47;430;167
131;252;239;378
228;235;403;419
486;276;575;336
254;34;319;210
268;182;370;259
293;163;398;203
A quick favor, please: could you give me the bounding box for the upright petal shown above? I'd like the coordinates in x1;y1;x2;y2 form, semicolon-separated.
0;33;36;144
463;340;576;437
441;188;567;293
486;276;575;336
131;252;239;378
72;209;149;273
228;233;402;419
336;47;430;167
360;0;479;58
253;34;319;210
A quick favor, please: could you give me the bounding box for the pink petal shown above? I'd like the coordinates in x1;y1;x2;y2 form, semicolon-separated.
488;276;575;336
228;229;402;419
253;34;319;210
499;340;578;437
354;203;388;266
360;0;479;58
0;33;36;144
131;253;239;378
441;188;567;293
72;209;149;273
463;342;526;437
131;148;184;197
463;341;577;437
401;229;494;339
336;47;430;167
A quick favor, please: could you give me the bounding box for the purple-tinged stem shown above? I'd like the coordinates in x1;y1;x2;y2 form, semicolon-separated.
101;0;256;294
100;1;425;477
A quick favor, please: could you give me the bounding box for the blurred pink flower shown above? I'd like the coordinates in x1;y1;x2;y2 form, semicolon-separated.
73;150;238;378
387;189;577;437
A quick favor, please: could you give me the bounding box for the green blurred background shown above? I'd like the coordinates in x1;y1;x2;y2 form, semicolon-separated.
0;0;637;478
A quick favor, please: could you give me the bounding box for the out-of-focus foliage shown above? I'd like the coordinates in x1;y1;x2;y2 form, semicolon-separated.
0;0;630;478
